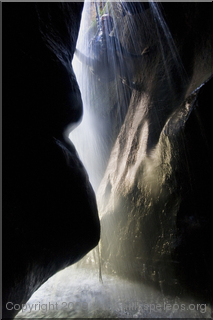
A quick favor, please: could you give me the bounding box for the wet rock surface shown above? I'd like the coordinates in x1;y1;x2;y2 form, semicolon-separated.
96;2;213;303
98;79;213;300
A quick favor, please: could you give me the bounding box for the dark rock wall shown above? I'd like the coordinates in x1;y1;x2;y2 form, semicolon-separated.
173;78;213;299
3;3;100;319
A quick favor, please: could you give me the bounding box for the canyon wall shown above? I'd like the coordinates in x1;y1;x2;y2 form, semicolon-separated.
3;3;100;318
96;2;213;301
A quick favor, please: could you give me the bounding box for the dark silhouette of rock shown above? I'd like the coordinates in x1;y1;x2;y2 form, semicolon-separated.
3;3;100;318
173;77;213;300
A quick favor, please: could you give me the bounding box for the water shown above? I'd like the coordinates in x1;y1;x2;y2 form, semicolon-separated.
16;265;211;318
69;1;189;188
16;2;212;318
69;0;134;190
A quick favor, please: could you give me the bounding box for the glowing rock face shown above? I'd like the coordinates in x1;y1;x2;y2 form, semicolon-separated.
96;4;213;301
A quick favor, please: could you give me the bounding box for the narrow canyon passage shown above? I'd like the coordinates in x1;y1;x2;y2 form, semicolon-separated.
15;1;213;318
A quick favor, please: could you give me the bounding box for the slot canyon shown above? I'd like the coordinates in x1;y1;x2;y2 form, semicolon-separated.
3;1;213;318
